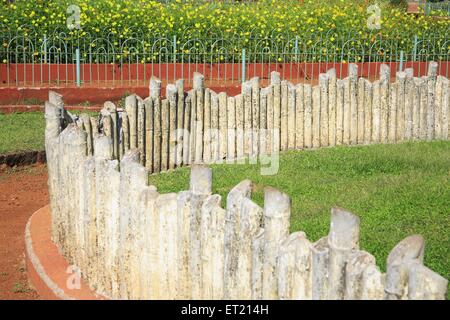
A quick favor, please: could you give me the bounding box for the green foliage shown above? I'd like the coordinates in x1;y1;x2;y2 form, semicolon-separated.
0;0;448;63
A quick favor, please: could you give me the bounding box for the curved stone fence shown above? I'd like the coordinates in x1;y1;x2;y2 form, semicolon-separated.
51;61;449;174
43;62;449;299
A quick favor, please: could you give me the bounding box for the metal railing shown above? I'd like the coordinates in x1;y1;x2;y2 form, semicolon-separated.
421;0;450;16
1;26;449;87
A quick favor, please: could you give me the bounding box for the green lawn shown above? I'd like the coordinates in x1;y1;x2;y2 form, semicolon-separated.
0;112;45;154
149;141;450;297
0;111;97;154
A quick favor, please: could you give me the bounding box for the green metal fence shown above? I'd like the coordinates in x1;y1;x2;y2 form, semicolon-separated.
1;25;449;87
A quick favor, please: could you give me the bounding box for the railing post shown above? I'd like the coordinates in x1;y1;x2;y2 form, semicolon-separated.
399;50;404;72
76;48;81;87
294;36;299;61
412;35;418;62
241;48;246;83
173;35;177;81
43;34;47;64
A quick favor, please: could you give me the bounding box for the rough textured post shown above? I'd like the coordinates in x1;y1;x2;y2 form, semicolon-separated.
388;82;398;143
287;83;296;149
327;207;360;300
118;150;148;299
280;80;289;151
153;96;162;172
344;251;376;300
224;180;252;299
277;232;312;300
45;101;62;243
434;77;442;139
311;236;329;300
419;77;428;140
235;94;244;161
251;77;260;156
379;64;390;143
101;109;113;146
441;76;449;140
371;80;381;143
194;73;205;164
137;97;146;165
343;76;351;145
155;193;178;299
210;91;220;163
266;86;274;155
360;264;385;300
176;79;185;167
252;228;265;300
272;72;281;153
259;88;268;157
357;77;365;144
125;94;138;149
227;96;236;162
219;92;228;162
103;102;118;159
385;235;425;300
427;61;438;140
404;69;414;140
262;187;291;299
189;90;197;165
349;64;358;145
364;80;373;144
295;84;304;149
312;85;321;148
183;95;191;166
200;194;226;299
80;113;93;155
150;76;162;100
242;81;252;158
408;262;448;300
412;78;422;140
335;80;344;145
396;72;406;141
319;73;329;147
161;99;169;171
139;187;159;300
327;68;337;147
188;165;212;299
144;97;154;171
203;88;212;164
167;84;177;170
304;84;313;148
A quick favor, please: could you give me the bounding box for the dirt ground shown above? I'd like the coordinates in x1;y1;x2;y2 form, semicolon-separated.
0;164;48;300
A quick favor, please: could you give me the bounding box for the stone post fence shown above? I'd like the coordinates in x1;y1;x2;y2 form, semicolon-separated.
44;62;448;299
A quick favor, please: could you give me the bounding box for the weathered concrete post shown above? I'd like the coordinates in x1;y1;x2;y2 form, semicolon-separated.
379;64;390;143
327;207;360;299
176;79;185;167
349;64;358;145
151;77;162;172
271;72;281;154
166;84;178;170
319;73;329;147
427;61;438;140
125;94;138;150
262;187;291;299
194;72;205;164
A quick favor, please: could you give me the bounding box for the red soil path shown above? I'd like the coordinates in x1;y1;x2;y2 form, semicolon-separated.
0;164;48;300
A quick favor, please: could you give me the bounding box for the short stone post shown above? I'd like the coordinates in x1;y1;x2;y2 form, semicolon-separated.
262;187;291;299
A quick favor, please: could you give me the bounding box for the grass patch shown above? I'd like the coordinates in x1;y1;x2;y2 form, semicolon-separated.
149;141;450;297
0;111;99;155
0;112;45;154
